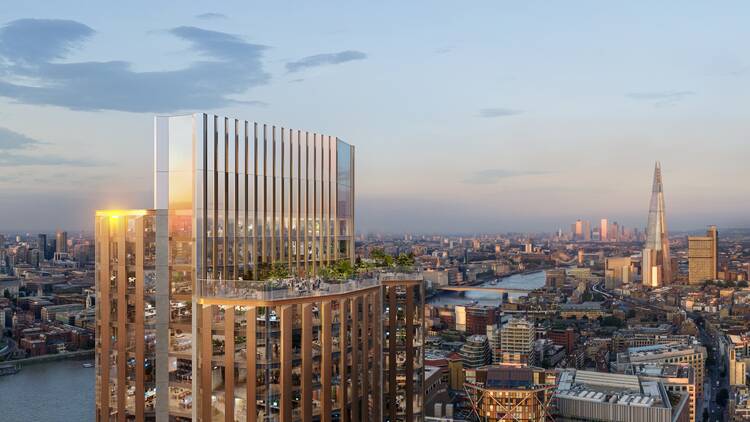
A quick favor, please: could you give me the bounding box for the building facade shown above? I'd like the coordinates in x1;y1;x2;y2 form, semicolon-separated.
383;276;425;421
688;225;718;284
643;162;672;287
555;370;689;422
631;364;698;422
464;365;555;422
616;343;706;400
96;113;425;422
95;210;166;421
56;230;68;254
500;318;536;365
156;113;357;421
460;335;493;369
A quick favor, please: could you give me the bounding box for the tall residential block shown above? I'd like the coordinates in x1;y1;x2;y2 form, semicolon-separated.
643;162;671;287
688;225;718;284
95;210;168;421
96;113;424;422
56;229;68;254
500;317;536;365
155;113;360;421
383;276;425;421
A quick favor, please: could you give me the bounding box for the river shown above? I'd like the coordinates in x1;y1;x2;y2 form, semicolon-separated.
0;358;94;422
427;270;547;306
0;271;546;421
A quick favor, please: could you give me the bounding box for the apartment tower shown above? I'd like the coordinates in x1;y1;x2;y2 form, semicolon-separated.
96;113;424;422
382;276;425;421
500;317;536;365
95;210;166;420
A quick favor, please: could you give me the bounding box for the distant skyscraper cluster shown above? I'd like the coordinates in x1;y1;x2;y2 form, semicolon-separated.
569;218;636;242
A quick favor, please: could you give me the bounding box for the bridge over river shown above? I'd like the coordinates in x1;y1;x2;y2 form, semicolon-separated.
428;271;547;306
437;285;534;294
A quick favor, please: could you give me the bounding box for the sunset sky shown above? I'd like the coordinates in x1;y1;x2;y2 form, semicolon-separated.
0;1;748;233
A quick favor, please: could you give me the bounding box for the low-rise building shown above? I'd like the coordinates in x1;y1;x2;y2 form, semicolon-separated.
630;364;698;422
560;301;607;319
555;369;690;422
615;343;707;399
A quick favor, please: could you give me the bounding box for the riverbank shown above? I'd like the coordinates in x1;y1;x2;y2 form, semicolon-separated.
4;349;94;367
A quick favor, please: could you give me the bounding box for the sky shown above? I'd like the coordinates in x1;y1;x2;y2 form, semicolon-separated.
0;1;748;234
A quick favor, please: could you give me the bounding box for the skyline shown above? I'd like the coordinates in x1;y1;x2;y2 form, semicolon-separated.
0;1;749;232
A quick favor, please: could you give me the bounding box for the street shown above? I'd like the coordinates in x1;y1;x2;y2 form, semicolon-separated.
596;281;730;421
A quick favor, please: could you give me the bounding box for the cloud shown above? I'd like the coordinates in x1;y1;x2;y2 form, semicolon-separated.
478;108;523;118
0;126;98;166
286;50;367;73
0;19;270;112
434;46;454;55
0;127;42;150
0;18;94;63
195;12;227;20
463;169;547;185
626;90;695;107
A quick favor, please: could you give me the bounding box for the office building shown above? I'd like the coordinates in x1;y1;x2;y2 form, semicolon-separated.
464;365;555;422
96;113;424;422
583;220;591;241
555;370;689;422
56;230;68;254
600;218;608;241
728;335;750;387
615;343;706;399
612;221;620;242
688;225;718;284
161;113;363;421
605;257;633;289
37;234;47;260
464;305;500;336
486;324;502;364
630;364;698;422
548;328;577;354
460;335;493;369
545;268;566;289
643;162;672;287
500;318;536;365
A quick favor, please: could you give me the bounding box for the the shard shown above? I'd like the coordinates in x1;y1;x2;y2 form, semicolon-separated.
643;161;671;287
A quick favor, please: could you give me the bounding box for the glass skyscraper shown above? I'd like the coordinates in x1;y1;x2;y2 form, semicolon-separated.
643;161;671;287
